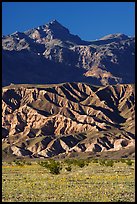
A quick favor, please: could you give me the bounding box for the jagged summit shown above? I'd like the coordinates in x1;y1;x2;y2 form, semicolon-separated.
27;19;62;32
46;19;63;27
100;33;129;41
21;19;82;44
36;19;69;31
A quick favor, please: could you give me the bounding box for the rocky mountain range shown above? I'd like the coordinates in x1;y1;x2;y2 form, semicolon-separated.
2;20;135;86
2;82;135;159
2;20;135;159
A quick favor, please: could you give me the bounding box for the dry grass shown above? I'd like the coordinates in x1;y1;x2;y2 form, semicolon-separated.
2;159;135;202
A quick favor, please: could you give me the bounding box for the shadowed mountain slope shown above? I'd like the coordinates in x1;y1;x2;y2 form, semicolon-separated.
2;20;135;86
2;82;135;158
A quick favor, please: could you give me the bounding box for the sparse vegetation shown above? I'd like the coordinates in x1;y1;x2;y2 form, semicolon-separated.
91;158;98;163
76;159;85;168
65;165;72;172
64;158;86;168
13;159;32;166
99;159;114;167
125;159;133;166
38;159;62;175
2;159;135;202
119;158;127;163
116;158;133;166
13;159;25;166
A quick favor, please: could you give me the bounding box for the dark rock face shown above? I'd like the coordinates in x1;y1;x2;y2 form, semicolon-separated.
2;20;135;86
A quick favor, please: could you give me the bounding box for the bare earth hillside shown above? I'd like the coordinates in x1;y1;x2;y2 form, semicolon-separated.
2;82;135;159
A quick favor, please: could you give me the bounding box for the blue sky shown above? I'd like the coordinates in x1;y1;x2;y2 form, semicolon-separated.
2;2;135;41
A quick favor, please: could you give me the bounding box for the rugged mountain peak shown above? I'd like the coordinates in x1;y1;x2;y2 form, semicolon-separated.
90;33;131;46
22;19;82;44
32;19;63;32
2;20;135;86
44;19;72;39
10;31;28;39
100;33;129;41
46;19;65;28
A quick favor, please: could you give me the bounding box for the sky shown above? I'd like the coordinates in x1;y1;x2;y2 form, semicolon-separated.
2;2;135;41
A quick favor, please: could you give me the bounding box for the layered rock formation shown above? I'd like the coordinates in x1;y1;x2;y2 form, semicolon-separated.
2;82;135;158
2;20;135;86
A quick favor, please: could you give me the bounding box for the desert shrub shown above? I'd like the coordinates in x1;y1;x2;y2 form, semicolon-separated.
64;158;86;168
125;159;133;166
7;161;12;165
65;165;72;172
25;161;32;165
64;159;77;166
92;159;98;163
113;159;120;163
13;159;24;166
99;159;114;167
84;158;91;166
99;159;106;166
38;159;62;175
76;159;85;168
48;160;62;174
64;159;73;165
119;158;127;163
13;159;32;166
38;160;49;168
105;160;114;167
